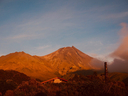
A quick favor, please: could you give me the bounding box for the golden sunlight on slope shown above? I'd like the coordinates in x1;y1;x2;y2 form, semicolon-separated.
0;46;100;80
0;51;56;80
42;46;94;75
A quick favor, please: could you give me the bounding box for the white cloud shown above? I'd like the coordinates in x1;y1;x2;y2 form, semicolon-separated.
89;53;114;63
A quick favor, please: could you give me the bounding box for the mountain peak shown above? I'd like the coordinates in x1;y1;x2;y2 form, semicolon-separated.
72;46;75;48
58;46;77;52
15;51;25;53
6;51;28;56
14;51;27;55
42;46;93;75
0;51;35;63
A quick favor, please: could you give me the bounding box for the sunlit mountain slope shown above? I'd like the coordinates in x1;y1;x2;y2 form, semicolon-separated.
42;46;94;75
0;46;97;80
0;51;55;80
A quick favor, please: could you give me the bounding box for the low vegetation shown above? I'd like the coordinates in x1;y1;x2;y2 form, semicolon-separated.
0;70;128;96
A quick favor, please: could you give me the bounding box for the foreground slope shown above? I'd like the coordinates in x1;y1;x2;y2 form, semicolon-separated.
0;70;31;95
0;69;30;84
108;72;128;85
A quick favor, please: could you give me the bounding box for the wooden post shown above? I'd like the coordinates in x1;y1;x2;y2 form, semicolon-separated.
104;62;108;82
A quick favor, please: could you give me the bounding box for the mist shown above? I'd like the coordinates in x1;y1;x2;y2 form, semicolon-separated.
108;23;128;73
90;23;128;73
90;58;104;70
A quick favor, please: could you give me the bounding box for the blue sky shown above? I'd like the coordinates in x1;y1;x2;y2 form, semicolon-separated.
0;0;128;60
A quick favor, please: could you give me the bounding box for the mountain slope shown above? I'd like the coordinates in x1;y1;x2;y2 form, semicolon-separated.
0;46;97;80
42;46;94;75
0;51;56;80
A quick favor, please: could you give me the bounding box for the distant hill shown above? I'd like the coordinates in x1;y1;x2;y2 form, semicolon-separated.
0;46;100;80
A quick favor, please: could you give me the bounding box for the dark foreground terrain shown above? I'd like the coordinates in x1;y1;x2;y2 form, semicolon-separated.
0;70;128;96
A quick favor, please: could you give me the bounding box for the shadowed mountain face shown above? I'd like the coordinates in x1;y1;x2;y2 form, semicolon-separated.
0;46;95;80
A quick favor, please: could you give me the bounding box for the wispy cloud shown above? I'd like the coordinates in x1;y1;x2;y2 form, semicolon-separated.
1;2;126;42
82;4;128;23
6;34;37;40
101;11;128;20
36;45;51;50
1;7;76;41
